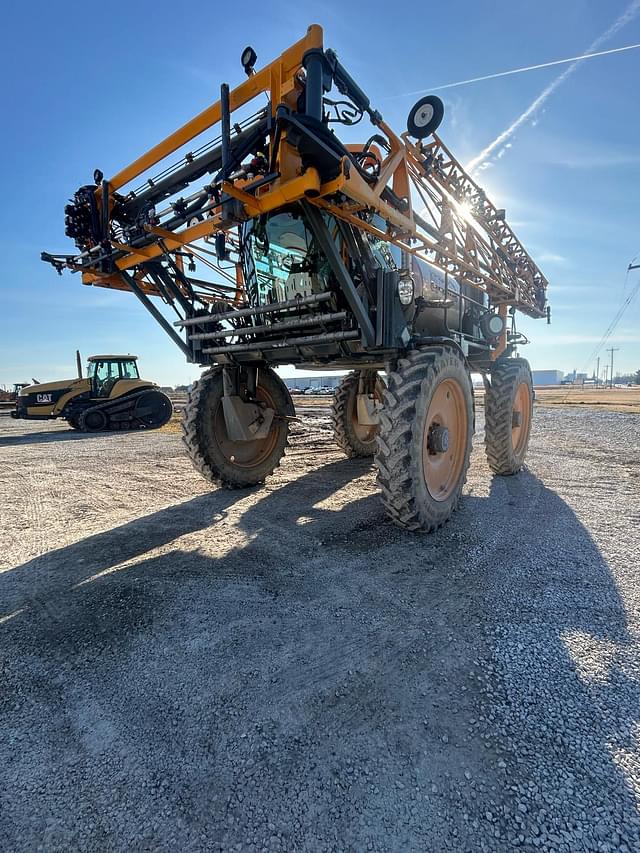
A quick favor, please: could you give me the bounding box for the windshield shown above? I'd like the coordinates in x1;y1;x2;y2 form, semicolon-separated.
244;211;333;305
367;213;401;269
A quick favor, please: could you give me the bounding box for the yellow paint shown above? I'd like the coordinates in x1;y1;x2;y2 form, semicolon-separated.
52;379;92;415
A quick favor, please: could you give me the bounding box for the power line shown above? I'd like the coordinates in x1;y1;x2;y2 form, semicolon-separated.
560;258;640;405
582;266;640;371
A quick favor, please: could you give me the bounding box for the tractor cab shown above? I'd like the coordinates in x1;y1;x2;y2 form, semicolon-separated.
87;355;139;398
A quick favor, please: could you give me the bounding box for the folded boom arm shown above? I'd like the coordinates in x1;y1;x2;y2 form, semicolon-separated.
42;24;549;367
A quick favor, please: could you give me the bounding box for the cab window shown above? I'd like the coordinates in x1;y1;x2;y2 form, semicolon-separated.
119;360;139;379
95;361;117;394
95;361;115;384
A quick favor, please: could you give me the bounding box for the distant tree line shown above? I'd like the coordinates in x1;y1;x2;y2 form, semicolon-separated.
614;370;640;384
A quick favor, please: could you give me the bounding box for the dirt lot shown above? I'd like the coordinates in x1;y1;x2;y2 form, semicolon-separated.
1;405;639;852
286;386;640;416
533;386;640;414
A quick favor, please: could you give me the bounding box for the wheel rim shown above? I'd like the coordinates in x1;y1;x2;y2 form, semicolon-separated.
212;386;279;469
422;378;468;502
512;382;532;456
414;104;434;127
351;384;382;444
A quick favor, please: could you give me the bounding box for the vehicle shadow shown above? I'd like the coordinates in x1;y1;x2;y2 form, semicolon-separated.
0;424;176;445
1;462;638;851
0;458;369;622
0;428;123;446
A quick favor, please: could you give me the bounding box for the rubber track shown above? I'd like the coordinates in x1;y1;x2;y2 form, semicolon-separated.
75;388;171;431
484;358;532;475
375;347;473;531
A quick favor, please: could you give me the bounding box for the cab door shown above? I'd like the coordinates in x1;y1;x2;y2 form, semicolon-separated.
92;361;119;398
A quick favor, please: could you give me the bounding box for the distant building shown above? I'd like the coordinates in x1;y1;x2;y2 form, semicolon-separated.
284;375;343;391
289;370;569;389
532;370;564;386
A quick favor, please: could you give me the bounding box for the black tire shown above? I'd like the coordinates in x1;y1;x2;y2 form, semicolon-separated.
181;367;293;488
133;390;173;429
375;346;474;532
407;95;445;139
484;358;533;475
67;416;83;431
331;371;384;458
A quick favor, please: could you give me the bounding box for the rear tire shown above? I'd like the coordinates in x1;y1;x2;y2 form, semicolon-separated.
182;367;293;488
67;416;83;431
484;358;533;475
375;346;474;531
331;371;384;458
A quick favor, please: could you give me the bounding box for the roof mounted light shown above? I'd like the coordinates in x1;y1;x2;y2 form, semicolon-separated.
241;46;257;76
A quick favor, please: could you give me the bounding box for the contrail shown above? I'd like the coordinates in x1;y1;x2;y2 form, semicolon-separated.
395;42;640;96
465;0;640;175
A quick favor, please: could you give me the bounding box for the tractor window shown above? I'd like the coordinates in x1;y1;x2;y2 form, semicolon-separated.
119;360;139;379
96;362;115;383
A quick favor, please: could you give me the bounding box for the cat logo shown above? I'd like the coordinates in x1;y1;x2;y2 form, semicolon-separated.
37;393;53;403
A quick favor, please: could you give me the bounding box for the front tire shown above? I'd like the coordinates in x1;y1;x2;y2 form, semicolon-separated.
484;358;533;475
375;346;474;531
331;371;384;458
181;367;292;488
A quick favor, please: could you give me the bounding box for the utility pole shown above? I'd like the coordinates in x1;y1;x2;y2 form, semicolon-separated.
606;347;619;389
604;364;609;386
596;356;600;387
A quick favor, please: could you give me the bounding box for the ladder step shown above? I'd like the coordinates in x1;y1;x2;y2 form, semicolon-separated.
176;292;333;327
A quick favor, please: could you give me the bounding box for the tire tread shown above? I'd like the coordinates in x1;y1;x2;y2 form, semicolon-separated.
375;346;474;531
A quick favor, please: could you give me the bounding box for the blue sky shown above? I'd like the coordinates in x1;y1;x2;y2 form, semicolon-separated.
1;0;639;386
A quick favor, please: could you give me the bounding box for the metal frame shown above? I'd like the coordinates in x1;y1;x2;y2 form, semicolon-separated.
42;24;549;372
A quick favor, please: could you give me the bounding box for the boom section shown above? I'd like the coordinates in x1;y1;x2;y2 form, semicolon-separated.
43;25;549;368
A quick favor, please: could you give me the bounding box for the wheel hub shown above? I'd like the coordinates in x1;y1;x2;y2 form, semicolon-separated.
428;424;449;454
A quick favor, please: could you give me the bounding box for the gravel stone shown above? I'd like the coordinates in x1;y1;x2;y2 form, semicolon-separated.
0;405;639;851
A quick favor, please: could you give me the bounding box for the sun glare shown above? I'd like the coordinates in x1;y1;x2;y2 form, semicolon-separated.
457;200;475;223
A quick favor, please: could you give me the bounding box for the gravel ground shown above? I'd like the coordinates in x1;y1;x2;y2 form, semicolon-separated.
0;405;639;852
